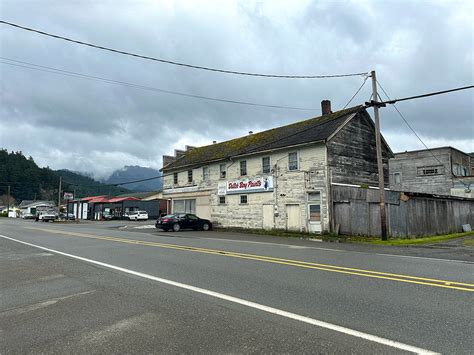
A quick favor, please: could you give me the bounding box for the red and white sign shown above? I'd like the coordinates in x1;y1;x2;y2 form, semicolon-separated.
225;176;273;195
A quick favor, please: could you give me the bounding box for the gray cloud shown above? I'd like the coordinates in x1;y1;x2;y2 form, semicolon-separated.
0;0;472;180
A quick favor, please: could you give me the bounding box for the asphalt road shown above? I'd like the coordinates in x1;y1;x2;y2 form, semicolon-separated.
1;218;473;354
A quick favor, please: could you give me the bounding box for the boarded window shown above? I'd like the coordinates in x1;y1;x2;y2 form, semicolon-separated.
262;156;271;174
417;166;443;176
203;167;209;181
288;152;298;171
220;164;226;179
240;160;247;176
394;172;401;184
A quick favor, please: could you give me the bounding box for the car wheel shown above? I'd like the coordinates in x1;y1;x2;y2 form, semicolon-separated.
201;223;210;231
172;223;181;232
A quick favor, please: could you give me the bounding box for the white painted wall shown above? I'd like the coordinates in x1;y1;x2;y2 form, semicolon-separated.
163;143;330;232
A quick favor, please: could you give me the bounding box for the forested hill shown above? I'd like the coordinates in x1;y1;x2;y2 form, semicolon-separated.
0;149;60;203
0;149;128;203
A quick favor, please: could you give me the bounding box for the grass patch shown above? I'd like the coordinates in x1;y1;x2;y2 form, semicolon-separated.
463;238;474;247
348;231;474;246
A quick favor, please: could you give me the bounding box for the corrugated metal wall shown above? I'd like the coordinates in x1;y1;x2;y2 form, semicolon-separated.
332;185;474;237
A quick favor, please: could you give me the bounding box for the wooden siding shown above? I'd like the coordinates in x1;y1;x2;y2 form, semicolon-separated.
332;185;474;237
327;113;391;186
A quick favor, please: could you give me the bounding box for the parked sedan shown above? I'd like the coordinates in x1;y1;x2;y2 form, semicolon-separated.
155;214;212;232
128;211;149;221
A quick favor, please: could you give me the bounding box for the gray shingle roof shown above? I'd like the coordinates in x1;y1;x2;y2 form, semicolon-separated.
163;105;365;170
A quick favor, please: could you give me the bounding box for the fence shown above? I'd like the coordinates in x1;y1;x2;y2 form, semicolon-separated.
332;184;474;237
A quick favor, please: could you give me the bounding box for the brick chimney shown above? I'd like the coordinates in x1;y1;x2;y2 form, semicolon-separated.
321;100;332;115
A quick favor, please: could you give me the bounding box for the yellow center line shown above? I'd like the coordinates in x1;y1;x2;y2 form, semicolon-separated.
26;227;474;292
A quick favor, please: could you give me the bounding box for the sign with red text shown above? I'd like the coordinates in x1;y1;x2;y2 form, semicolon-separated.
225;176;273;195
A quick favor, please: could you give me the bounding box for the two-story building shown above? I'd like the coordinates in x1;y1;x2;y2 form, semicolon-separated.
161;101;392;233
389;146;472;196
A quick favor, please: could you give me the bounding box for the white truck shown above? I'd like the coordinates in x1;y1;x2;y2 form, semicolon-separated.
36;210;58;222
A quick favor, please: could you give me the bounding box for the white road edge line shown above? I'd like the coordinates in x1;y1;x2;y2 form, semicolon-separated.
0;234;438;355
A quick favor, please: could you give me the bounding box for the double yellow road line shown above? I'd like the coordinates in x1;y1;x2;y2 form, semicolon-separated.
27;227;474;292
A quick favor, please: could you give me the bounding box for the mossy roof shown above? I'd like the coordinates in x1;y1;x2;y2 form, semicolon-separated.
164;105;365;170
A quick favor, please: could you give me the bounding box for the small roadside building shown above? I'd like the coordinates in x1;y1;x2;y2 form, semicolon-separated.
18;200;55;218
68;192;167;220
389;146;472;196
161;102;393;233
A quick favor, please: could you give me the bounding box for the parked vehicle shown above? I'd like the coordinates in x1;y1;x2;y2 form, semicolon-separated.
155;213;212;232
36;210;58;222
128;211;148;221
102;211;114;220
59;212;76;220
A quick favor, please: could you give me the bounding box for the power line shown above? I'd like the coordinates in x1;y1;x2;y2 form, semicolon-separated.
366;85;474;106
343;75;369;109
0;58;319;111
375;79;470;189
0;20;369;79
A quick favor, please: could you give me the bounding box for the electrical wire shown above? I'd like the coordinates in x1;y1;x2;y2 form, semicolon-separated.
343;75;369;109
376;79;470;189
0;20;369;79
0;58;319;111
366;85;474;106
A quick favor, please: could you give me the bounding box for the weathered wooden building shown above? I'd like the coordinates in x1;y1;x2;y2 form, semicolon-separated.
161;102;392;233
389;147;472;196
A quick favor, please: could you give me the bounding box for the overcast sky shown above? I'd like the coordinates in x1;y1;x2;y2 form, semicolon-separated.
1;0;472;179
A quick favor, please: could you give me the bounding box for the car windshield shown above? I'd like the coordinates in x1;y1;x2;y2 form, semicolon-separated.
139;211;147;214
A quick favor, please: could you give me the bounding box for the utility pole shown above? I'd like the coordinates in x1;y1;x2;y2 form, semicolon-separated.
370;70;388;240
7;185;11;217
57;176;62;219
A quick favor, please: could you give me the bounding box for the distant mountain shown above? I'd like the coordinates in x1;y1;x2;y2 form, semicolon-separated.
104;166;162;192
55;169;129;198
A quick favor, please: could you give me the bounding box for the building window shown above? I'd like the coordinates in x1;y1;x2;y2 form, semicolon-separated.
262;156;271;174
394;172;401;184
288;152;298;171
240;160;247;176
203;166;209;181
219;196;226;205
454;164;468;177
173;172;178;185
173;199;196;214
188;170;193;183
240;195;248;204
308;192;321;202
220;164;226;179
417;165;443;176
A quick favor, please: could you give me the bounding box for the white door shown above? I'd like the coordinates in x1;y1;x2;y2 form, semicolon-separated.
82;203;88;220
308;204;322;233
286;204;301;231
308;192;322;233
262;205;274;230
